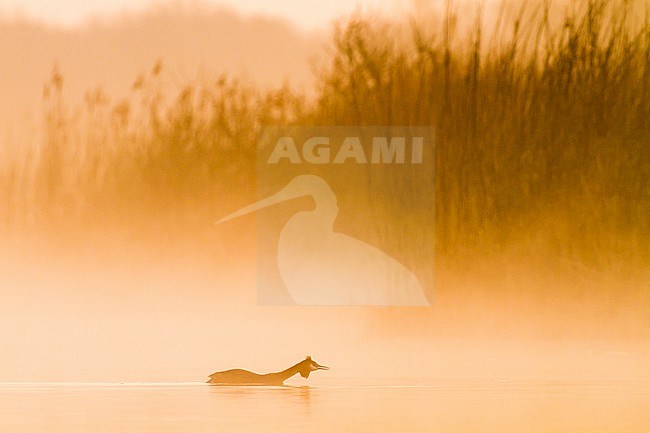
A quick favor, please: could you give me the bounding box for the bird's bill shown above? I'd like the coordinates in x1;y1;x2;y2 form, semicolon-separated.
215;181;305;224
315;363;329;370
215;187;296;224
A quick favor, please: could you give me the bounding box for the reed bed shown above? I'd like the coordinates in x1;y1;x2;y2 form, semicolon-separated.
0;0;648;274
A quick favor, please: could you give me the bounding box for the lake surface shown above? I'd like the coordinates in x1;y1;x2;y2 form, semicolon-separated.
1;378;648;432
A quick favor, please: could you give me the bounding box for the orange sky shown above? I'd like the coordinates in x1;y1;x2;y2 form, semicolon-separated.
0;0;405;29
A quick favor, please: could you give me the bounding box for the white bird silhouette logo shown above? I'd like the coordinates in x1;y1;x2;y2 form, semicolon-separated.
218;175;430;306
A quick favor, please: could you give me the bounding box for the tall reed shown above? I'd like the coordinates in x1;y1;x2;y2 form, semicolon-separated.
0;0;647;272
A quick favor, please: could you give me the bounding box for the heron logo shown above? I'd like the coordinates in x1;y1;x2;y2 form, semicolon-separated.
219;126;435;306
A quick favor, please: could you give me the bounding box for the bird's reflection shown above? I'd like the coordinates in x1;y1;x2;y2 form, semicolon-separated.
207;383;313;417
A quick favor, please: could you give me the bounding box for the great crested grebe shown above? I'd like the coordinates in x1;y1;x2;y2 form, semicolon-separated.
207;356;329;385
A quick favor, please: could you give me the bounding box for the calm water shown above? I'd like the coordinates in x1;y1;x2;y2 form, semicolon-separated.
0;378;648;432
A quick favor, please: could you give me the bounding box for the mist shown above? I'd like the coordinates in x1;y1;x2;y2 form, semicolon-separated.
0;3;321;140
0;0;649;385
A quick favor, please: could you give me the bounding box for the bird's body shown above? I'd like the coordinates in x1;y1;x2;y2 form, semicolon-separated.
278;210;426;305
217;174;429;306
207;369;285;386
207;356;328;385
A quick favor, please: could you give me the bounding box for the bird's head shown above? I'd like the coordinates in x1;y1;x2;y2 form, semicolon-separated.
298;355;329;378
216;175;337;224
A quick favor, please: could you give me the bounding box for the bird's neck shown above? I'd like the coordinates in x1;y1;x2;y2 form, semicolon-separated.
272;362;304;382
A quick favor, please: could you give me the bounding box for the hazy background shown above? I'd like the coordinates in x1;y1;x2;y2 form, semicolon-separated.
0;3;322;142
0;0;648;383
